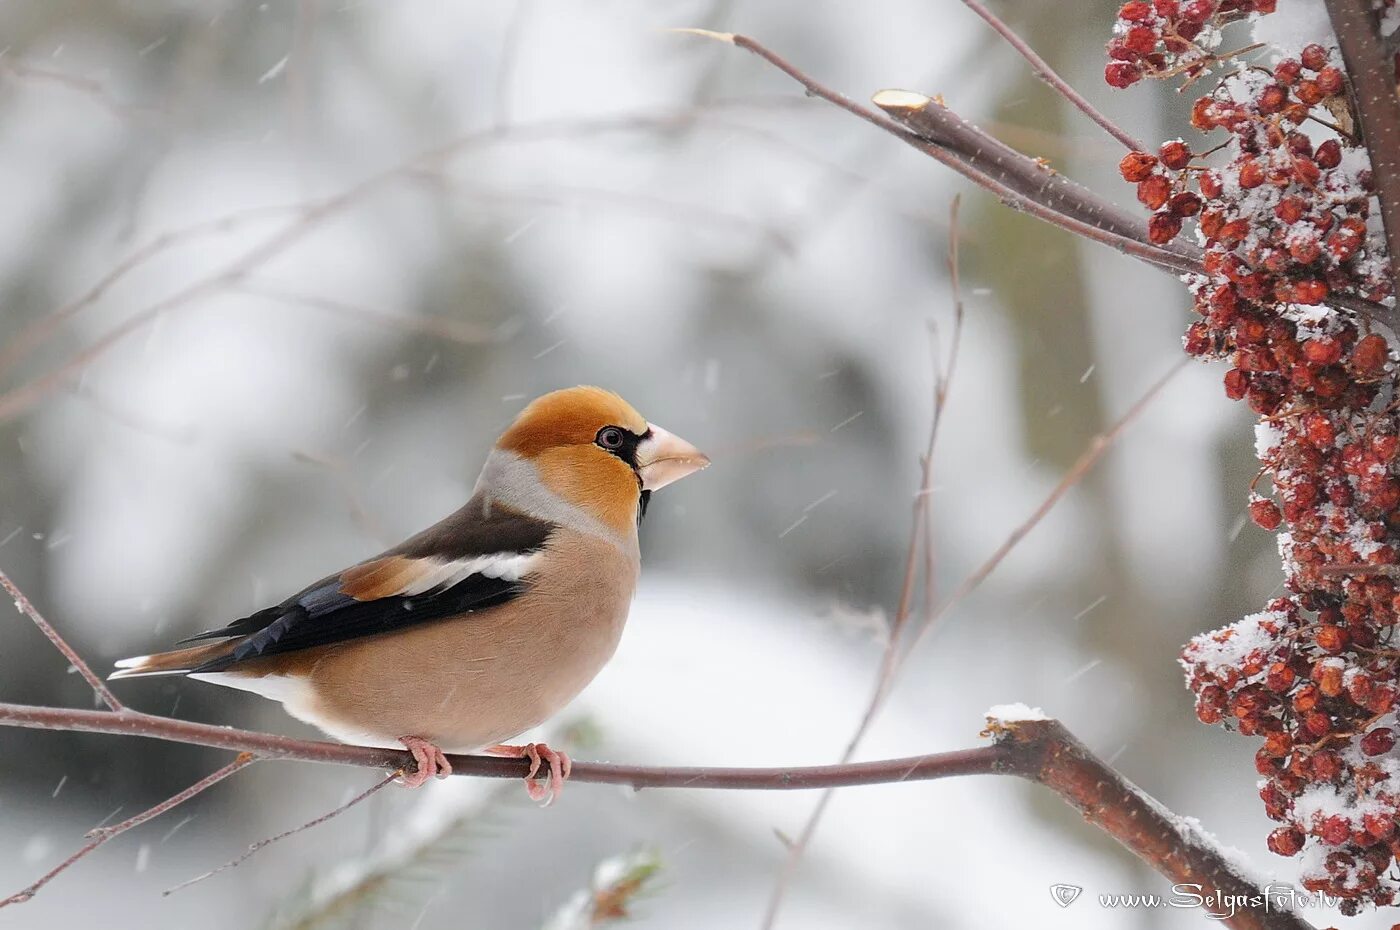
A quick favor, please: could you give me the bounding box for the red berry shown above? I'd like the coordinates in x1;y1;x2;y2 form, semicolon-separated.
1123;25;1157;56
1224;367;1249;399
1238;158;1265;189
1105;62;1141;88
1182;0;1214;23
1363;813;1395;840
1353;334;1390;376
1315;625;1349;654
1148;211;1183;244
1316;139;1342;169
1137;175;1171;209
1168;191;1202;216
1119;151;1159;181
1257;83;1288;114
1296;79;1324;105
1361;727;1396;756
1304;337;1343;366
1301;44;1329;71
1303;411;1336;448
1321;815;1351;846
1268;826;1305;856
1159;140;1192;169
1316;66;1344;96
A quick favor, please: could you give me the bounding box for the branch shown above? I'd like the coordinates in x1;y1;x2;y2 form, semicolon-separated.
1324;0;1400;303
0;753;256;908
676;30;1394;330
0;701;1311;928
1;569;123;712
898;357;1187;666
0;701;1006;789
985;718;1312;930
958;0;1147;152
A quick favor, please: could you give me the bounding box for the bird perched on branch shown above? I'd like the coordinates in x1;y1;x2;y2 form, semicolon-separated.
111;386;709;802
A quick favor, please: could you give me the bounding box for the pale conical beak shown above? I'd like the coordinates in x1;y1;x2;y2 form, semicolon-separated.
636;423;710;491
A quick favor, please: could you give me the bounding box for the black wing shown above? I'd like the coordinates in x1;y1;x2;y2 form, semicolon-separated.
184;498;554;673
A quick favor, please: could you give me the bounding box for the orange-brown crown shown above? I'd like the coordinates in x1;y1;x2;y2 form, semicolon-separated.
497;386;647;457
497;387;650;534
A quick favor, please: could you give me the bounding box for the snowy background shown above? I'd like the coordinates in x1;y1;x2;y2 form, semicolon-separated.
0;1;1375;927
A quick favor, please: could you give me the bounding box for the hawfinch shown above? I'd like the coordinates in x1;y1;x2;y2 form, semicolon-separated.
111;386;709;801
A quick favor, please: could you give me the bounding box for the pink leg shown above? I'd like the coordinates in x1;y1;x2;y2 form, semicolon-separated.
397;736;452;788
485;742;573;804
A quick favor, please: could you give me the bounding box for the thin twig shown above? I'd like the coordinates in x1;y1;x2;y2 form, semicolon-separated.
958;0;1146;151
0;61;165;125
0;568;123;712
0;753;257;908
765;355;1181;927
0;202;303;381
163;771;399;896
234;282;497;346
759;199;967;929
898;358;1188;669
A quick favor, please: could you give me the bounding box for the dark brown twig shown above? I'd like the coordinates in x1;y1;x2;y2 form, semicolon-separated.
1;569;123;712
1324;0;1400;303
958;0;1146;151
0;753;257;908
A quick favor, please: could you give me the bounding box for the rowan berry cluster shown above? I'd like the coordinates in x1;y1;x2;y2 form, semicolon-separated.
1107;3;1397;913
1104;0;1278;89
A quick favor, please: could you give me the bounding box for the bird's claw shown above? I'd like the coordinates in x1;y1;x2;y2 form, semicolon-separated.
488;741;572;805
398;736;452;787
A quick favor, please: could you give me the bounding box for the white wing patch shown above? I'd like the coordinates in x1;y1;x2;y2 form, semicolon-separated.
395;551;541;596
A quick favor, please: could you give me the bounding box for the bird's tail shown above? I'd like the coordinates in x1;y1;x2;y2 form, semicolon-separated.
109;641;233;680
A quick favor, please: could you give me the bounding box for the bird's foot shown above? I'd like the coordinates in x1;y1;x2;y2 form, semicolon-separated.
397;736;452;787
485;741;572;804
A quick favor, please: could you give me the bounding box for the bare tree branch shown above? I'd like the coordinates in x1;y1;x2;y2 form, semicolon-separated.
674;30;1395;330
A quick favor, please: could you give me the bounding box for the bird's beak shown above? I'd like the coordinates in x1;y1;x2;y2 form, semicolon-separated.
636;423;710;491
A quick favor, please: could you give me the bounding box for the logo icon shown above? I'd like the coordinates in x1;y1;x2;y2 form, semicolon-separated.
1049;884;1083;908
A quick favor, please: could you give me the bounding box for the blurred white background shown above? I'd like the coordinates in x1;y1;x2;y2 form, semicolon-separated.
0;0;1368;927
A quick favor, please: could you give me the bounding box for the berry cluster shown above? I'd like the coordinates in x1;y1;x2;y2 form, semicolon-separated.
1105;0;1278;89
1106;5;1399;914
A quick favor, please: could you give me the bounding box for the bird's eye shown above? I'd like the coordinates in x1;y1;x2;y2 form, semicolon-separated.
596;427;626;450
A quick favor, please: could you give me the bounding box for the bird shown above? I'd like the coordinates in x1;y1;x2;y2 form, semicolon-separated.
110;386;709;802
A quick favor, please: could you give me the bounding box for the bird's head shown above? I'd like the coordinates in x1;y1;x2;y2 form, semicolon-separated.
495;386;709;533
